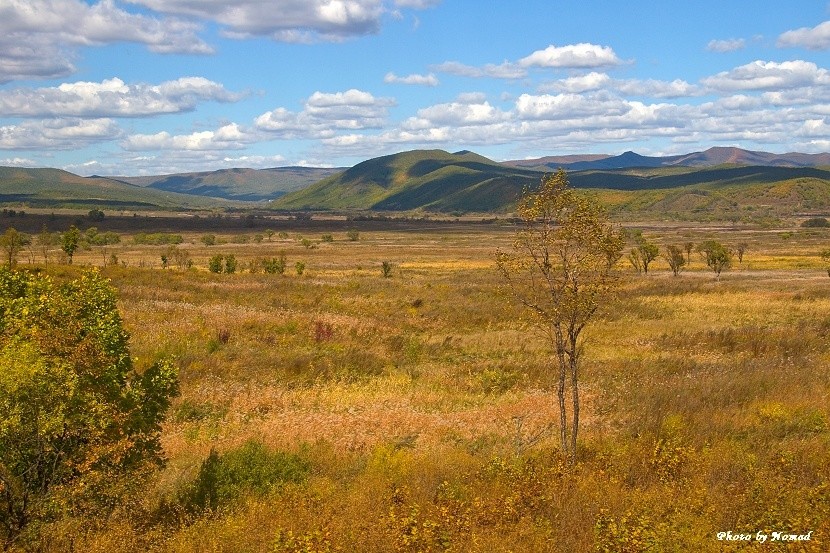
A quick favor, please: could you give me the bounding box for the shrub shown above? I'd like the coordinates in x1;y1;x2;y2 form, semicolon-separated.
321;234;334;243
178;440;309;512
208;254;224;273
263;253;287;275
224;255;237;274
0;269;178;546
346;229;360;241
801;217;830;228
295;261;305;276
381;261;393;278
201;234;217;246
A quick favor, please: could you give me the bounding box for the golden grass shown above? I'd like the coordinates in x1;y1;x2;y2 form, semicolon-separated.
11;220;830;552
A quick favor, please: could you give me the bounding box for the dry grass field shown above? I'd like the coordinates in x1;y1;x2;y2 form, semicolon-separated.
6;216;830;552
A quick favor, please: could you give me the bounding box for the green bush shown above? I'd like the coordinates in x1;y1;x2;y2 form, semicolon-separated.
179;440;309;512
208;255;224;273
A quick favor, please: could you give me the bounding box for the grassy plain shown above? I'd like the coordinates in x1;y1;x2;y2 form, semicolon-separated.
8;215;830;552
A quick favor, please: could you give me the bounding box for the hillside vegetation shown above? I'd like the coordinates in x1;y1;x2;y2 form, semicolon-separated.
119;167;342;202
0;167;227;210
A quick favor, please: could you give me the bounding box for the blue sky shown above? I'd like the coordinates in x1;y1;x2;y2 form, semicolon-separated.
1;0;830;175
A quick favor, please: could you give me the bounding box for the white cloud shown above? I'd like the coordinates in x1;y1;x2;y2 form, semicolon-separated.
432;61;526;79
0;77;244;117
122;123;258;151
0;0;211;82
0;157;37;167
544;72;612;93
778;20;830;50
384;72;439;86
706;38;746;53
409;100;508;127
616;78;702;98
0;118;122;150
519;43;621;69
125;0;437;42
515;93;630;120
256;89;396;136
702;60;830;91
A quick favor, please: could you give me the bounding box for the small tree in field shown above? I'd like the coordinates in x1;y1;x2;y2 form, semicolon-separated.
634;233;659;274
61;225;81;264
0;269;178;548
664;244;687;276
698;240;731;280
496;170;624;462
0;228;28;268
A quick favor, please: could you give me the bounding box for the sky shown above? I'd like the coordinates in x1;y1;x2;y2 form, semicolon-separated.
1;1;830;176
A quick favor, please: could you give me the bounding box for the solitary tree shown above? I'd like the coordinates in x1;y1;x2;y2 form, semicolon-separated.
634;234;659;274
664;244;687;276
0;269;178;548
61;225;81;264
496;170;624;461
0;228;28;268
698;240;731;279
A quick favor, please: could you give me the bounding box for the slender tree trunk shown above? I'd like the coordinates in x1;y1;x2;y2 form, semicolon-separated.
569;347;579;463
554;326;569;456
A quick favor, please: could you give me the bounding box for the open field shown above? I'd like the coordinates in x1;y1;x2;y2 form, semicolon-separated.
4;218;830;551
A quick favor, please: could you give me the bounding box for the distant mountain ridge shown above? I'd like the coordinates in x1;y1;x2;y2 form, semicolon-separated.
506;147;830;170
117;166;343;202
3;146;830;217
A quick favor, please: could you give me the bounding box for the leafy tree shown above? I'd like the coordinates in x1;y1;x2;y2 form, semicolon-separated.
0;228;29;268
496;170;624;461
634;233;659;274
698;240;731;279
208;255;224;273
224;255;237;274
0;269;178;548
664;244;687;276
61;225;81;264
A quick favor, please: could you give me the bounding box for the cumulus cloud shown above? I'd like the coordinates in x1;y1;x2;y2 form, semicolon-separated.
706;38;746;53
778;20;830;50
384;72;439;86
519;43;621;69
0;77;244;117
0;118;122;150
122;123;258;151
256;89;396;136
0;0;211;82
702;60;830;92
408;100;508;127
125;0;437;42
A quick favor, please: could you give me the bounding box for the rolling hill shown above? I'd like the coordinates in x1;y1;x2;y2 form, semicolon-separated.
274;149;543;211
0;167;227;209
118;166;343;202
3;146;830;220
274;149;830;217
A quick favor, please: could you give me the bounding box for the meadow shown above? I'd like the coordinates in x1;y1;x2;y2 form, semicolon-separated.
6;214;830;552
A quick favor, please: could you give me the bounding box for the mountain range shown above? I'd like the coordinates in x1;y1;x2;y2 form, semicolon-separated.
2;146;830;218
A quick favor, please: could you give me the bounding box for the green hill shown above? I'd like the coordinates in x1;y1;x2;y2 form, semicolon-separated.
274;150;543;211
119;166;342;202
274;149;830;218
0;167;229;209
